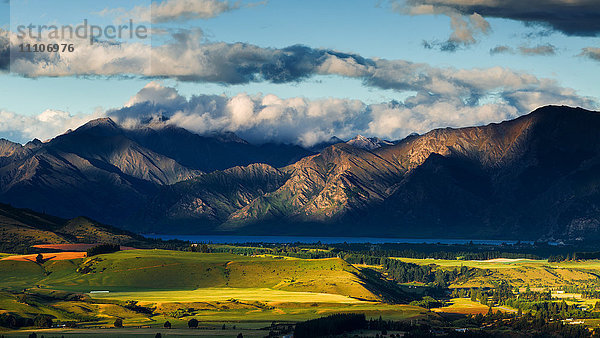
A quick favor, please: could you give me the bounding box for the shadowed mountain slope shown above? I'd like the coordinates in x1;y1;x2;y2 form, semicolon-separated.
2;106;600;240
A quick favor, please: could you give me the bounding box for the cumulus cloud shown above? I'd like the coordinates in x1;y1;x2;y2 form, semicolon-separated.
392;1;491;50
98;0;261;23
420;13;491;50
109;83;369;146
0;28;582;108
0;79;596;146
579;47;600;61
391;0;600;37
102;81;596;146
0;108;105;143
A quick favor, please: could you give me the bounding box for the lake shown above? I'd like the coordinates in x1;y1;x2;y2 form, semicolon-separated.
142;234;534;246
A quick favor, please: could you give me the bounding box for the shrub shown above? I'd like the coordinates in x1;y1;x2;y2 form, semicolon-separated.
113;318;123;328
33;315;52;328
188;318;198;328
0;313;17;328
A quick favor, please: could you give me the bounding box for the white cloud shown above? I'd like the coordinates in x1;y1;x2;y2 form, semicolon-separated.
391;0;600;37
0;78;596;147
0;108;105;143
106;82;596;146
580;47;600;61
98;0;254;23
1;28;594;116
124;81;185;107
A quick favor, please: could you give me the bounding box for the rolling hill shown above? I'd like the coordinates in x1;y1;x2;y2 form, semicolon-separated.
0;203;151;252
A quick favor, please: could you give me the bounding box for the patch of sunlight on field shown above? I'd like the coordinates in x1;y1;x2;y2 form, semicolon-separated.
433;298;490;315
88;287;366;304
552;292;582;299
433;298;517;315
394;257;548;269
552;260;600;269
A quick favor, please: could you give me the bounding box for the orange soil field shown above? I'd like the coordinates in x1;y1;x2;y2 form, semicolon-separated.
33;244;136;251
0;252;87;262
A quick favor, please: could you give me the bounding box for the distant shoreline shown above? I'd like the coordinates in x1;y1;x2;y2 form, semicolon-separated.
142;234;535;246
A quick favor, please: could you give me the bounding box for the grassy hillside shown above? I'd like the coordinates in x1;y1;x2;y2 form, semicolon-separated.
0;250;381;299
0;249;428;334
5;248;600;335
0;203;175;253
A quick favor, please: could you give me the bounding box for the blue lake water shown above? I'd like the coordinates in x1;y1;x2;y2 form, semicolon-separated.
143;234;534;246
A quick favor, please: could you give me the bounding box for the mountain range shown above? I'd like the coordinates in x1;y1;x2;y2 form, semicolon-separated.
1;105;600;241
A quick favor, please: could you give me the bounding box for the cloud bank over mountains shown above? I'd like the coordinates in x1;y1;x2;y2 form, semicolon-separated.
1;79;595;147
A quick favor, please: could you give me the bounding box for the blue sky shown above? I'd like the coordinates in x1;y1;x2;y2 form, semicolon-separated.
1;0;599;145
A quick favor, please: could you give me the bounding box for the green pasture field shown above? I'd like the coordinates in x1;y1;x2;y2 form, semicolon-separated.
0;248;429;336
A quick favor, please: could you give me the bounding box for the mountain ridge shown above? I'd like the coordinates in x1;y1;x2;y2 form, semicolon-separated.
1;105;599;240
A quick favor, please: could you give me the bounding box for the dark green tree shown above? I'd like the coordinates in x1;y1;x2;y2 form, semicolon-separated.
33;315;52;328
188;318;198;328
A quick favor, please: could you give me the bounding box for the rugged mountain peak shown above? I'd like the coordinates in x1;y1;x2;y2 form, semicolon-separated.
0;139;23;156
3;105;600;240
347;134;393;150
530;104;591;116
76;117;120;132
24;138;43;149
0;139;31;166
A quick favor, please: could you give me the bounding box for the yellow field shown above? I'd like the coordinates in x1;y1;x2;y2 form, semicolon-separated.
432;298;491;315
89;287;366;304
394;257;546;269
